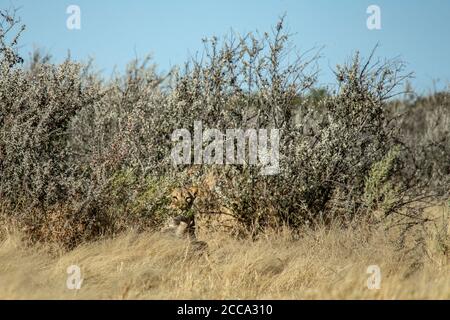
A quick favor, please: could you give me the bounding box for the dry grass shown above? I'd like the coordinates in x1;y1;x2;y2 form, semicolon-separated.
0;205;449;300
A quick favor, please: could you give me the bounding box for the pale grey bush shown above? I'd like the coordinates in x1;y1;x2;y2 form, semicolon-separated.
0;57;100;206
396;91;450;199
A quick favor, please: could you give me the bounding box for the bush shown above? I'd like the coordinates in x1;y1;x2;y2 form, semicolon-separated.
0;10;448;246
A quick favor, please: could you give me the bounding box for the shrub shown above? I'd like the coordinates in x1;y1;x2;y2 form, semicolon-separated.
0;10;448;246
161;26;420;233
364;146;401;216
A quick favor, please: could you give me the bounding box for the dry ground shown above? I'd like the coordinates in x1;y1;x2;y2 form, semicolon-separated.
0;204;449;299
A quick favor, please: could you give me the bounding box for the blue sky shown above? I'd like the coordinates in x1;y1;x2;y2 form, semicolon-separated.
5;0;450;93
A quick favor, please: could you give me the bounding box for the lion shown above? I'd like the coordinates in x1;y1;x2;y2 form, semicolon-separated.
169;169;239;235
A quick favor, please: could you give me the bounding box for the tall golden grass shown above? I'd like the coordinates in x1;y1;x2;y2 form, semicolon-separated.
0;205;448;300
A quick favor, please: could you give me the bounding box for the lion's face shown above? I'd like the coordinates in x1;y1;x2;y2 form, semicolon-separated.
167;171;240;234
169;170;218;212
169;186;199;211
